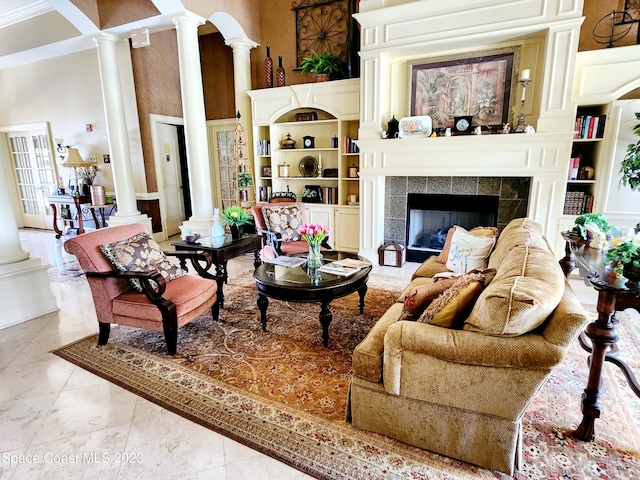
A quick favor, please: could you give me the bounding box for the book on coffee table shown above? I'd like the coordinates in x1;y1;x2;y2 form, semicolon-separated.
267;256;306;267
318;261;363;277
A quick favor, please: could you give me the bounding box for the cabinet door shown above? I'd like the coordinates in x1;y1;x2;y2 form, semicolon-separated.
306;205;334;232
333;207;359;252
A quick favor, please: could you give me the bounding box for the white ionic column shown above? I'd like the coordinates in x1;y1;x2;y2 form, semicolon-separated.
173;14;214;237
226;36;258;170
93;33;151;231
0;168;57;328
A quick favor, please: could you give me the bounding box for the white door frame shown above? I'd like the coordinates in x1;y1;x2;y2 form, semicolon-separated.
150;114;184;240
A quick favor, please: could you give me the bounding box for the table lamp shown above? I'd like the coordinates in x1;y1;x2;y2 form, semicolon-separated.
62;147;86;196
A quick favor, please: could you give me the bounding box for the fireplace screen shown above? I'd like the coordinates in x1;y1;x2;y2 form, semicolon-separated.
406;193;499;262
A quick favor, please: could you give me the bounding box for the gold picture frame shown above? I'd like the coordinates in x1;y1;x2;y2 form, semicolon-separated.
408;46;521;131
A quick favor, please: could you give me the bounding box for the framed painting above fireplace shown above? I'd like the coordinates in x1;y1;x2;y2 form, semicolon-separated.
408;46;520;132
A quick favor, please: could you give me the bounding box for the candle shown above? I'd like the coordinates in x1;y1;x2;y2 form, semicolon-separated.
521;69;530;81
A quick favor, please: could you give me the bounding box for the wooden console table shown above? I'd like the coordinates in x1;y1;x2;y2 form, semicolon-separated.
560;233;640;442
48;194;90;238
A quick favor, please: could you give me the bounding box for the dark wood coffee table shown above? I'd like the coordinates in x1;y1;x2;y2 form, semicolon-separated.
172;233;261;309
254;251;372;347
560;233;640;442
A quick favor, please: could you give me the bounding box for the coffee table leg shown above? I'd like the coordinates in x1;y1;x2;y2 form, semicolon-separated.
257;294;269;332
319;299;332;348
215;263;225;309
357;284;368;314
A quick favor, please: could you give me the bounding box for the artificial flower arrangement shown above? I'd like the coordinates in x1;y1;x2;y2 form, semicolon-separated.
605;232;640;276
297;223;330;246
221;205;253;227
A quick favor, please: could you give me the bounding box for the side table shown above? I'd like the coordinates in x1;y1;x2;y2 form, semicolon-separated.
560;233;640;441
172;234;261;309
48;194;91;238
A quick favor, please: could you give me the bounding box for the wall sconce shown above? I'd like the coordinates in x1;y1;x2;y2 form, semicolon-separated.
55;138;69;161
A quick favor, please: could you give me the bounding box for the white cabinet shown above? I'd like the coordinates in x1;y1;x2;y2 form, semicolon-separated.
307;204;360;253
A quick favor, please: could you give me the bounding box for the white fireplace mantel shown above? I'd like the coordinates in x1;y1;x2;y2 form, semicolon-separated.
356;132;573;262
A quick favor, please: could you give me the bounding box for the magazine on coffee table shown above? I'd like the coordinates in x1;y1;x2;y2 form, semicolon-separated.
318;260;366;277
267;256;306;268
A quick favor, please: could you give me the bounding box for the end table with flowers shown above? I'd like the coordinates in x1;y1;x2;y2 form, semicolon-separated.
605;231;640;287
297;223;331;269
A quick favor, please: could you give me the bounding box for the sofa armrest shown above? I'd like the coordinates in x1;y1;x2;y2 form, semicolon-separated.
384;321;565;371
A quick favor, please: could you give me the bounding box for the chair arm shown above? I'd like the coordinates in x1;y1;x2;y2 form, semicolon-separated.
256;227;283;254
164;251;216;280
86;270;167;303
384;321;565;370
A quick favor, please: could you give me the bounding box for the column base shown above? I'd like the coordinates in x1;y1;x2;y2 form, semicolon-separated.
0;258;58;329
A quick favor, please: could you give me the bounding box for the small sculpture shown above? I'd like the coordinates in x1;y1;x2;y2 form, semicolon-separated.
585;223;606;250
502;123;511;134
524;125;536;134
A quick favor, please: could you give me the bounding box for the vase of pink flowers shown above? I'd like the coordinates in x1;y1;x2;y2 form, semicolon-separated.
297;222;330;269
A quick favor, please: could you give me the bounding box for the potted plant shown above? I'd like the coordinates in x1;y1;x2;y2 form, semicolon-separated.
570;213;611;241
299;50;343;82
236;172;253;188
222;205;254;239
605;233;640;285
619;112;640;191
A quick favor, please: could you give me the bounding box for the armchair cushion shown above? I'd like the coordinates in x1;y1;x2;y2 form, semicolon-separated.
100;232;185;292
261;203;304;242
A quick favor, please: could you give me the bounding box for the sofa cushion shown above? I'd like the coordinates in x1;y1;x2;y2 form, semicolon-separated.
487;218;550;269
398;278;456;320
465;245;565;336
436;226;499;264
418;272;487;328
100;232;185;292
444;226;497;273
411;256;451;281
261;203;304;242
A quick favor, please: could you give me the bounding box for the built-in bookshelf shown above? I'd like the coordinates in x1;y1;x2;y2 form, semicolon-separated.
563;105;608;216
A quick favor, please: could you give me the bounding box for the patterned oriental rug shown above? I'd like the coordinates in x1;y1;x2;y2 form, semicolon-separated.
53;272;640;479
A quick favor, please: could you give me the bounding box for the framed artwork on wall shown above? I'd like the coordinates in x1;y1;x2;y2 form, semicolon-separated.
408;47;520;132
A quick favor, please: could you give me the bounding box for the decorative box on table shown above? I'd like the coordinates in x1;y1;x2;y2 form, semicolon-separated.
378;242;406;267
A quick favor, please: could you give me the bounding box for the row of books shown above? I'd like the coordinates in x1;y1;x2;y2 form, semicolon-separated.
567;157;580;180
563;191;594;215
322;186;339;204
257;140;271;156
257;185;273;202
574;114;606;140
344;136;359;154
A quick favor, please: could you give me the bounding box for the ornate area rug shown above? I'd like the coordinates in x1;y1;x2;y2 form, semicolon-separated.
53;272;640;479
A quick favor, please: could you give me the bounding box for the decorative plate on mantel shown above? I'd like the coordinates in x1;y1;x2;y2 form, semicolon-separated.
398;115;433;138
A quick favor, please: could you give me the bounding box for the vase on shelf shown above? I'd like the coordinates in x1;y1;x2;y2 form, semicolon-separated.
276;56;285;87
264;46;273;88
306;242;323;269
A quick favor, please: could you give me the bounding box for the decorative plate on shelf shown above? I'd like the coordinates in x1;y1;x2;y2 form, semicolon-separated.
299;156;319;177
398;115;433;138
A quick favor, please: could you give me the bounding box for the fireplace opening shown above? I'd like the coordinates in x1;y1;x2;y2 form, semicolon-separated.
406;193;499;263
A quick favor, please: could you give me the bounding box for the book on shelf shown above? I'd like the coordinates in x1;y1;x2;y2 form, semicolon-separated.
574;114;606;139
344;136;359;154
321;186;338;205
257;139;271;156
568;157;580;180
563;191;593;215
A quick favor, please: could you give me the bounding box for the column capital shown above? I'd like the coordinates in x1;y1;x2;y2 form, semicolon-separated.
92;32;121;48
172;12;206;29
225;37;259;51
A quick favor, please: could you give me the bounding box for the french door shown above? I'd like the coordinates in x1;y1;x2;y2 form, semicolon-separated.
7;130;57;229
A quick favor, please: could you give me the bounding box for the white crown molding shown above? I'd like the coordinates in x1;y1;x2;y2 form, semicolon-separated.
0;0;52;29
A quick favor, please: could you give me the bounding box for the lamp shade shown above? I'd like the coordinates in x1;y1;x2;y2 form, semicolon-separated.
62;148;86;167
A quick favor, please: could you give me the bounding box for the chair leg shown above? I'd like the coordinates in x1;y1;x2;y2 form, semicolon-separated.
211;297;220;321
161;308;179;356
98;322;111;345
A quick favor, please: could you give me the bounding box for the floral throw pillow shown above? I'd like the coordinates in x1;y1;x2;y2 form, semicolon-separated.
100;232;185;292
262;204;304;242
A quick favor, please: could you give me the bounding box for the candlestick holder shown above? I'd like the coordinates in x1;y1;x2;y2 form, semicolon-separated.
514;78;531;133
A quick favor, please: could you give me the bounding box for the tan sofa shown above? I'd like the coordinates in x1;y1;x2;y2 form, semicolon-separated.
346;218;588;474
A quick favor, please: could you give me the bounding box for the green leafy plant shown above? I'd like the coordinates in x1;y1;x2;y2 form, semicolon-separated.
570;213;611;240
619;112;640;191
605;234;640;274
221;205;253;227
236;172;253;188
299;50;343;76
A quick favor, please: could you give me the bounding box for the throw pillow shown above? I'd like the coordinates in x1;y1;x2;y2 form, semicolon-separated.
262;204;304;242
436;226;499;264
418;272;487;328
444;226;498;273
100;232;185;292
397;278;456;321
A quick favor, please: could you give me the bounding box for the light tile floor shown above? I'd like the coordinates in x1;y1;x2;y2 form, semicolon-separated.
0;228;605;479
